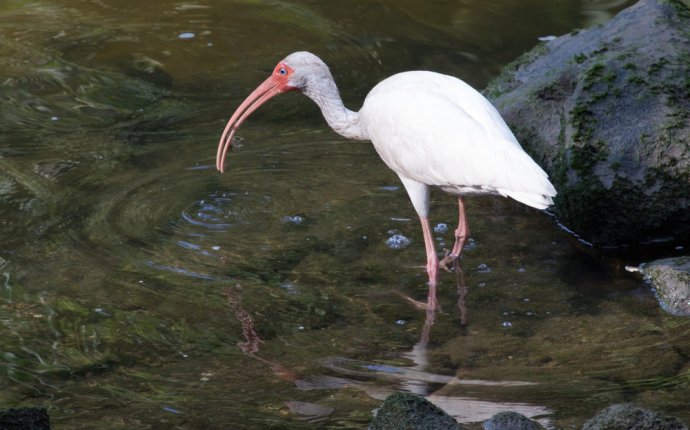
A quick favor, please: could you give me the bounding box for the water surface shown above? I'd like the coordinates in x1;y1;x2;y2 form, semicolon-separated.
2;0;689;428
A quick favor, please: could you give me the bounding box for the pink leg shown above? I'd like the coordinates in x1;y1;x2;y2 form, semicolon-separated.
420;216;439;309
440;197;470;271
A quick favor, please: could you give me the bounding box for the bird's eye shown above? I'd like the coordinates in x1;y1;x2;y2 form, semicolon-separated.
278;67;287;76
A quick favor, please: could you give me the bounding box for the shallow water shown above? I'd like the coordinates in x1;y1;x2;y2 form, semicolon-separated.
2;0;690;428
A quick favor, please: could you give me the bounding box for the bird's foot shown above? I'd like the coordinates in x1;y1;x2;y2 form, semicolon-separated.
439;251;459;272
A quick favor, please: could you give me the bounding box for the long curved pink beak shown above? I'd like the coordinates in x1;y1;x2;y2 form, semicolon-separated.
216;76;287;173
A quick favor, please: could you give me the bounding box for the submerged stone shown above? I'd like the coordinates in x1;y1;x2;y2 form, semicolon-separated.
582;403;688;430
0;408;51;430
640;256;690;316
483;411;545;430
486;0;690;246
369;392;461;430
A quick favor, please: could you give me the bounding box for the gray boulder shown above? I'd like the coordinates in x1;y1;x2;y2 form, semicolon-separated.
483;411;545;430
369;392;461;430
582;403;687;429
639;256;690;315
486;0;690;246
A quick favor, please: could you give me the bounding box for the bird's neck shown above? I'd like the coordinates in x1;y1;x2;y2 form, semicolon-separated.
303;78;368;141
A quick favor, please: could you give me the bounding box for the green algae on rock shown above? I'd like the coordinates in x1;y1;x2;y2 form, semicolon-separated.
486;0;690;246
582;403;688;430
369;392;461;430
640;257;690;316
483;411;546;430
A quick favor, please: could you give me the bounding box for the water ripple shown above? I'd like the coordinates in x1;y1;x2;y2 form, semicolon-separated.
179;191;243;231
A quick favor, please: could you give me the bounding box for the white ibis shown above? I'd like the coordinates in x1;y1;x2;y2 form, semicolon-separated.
216;51;556;308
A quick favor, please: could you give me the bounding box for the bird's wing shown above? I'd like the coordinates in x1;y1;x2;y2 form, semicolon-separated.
360;71;556;208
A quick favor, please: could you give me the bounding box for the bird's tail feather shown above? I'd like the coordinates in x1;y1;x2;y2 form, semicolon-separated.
505;190;554;210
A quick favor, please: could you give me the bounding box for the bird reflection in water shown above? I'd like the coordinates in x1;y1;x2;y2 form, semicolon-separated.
221;266;548;424
221;284;296;382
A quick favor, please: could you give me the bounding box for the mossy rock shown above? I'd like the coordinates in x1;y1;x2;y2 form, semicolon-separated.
640;256;690;316
369;392;461;430
483;411;546;430
582;403;688;429
0;408;51;430
486;0;690;246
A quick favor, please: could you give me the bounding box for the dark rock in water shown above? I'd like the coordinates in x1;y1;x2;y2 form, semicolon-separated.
486;0;690;246
582;403;688;429
640;256;690;316
483;411;545;430
369;392;461;430
0;408;51;430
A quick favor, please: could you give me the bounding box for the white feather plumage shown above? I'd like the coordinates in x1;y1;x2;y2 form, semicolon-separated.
359;71;556;214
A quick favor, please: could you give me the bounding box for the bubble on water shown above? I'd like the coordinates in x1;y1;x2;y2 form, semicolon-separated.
50;116;59;121
162;406;183;414
477;282;486;288
281;215;305;224
433;223;448;234
523;298;530;302
211;245;220;251
178;32;195;39
280;281;298;294
518;267;526;273
177;240;200;250
464;238;477;251
297;325;305;331
477;263;491;273
395;319;407;326
94;307;110;317
386;234;411;249
501;321;513;328
367;364;404;374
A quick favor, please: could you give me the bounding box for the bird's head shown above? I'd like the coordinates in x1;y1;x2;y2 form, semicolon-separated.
215;51;333;172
